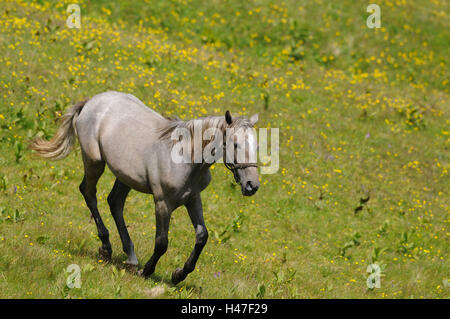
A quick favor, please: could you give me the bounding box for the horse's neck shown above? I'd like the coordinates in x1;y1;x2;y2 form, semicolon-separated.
183;116;225;158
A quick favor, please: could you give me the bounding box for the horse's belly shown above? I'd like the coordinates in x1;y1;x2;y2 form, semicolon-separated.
106;162;153;194
100;136;155;194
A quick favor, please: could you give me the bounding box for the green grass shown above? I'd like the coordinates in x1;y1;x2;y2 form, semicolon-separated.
0;0;448;298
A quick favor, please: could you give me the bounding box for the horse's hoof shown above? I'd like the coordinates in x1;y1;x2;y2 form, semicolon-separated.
171;267;185;285
98;246;112;261
123;262;139;274
138;267;153;279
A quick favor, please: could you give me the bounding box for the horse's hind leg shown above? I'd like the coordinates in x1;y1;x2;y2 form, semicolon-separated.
107;178;138;266
79;156;111;260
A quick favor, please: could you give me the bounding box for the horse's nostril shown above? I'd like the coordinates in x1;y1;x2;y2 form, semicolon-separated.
245;181;258;192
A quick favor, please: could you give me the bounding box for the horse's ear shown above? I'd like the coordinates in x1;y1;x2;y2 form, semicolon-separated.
225;110;232;125
249;113;259;125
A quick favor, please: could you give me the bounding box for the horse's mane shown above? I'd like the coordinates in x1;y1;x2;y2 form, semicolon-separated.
160;115;251;138
158;115;253;155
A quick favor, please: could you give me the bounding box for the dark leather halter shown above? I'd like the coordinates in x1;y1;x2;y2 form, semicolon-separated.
223;144;258;184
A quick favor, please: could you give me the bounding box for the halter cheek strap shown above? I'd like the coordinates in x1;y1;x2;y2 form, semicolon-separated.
223;146;258;184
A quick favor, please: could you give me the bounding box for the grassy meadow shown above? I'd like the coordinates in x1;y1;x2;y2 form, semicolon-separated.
0;0;448;298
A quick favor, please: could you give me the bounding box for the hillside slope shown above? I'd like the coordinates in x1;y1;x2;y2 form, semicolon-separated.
0;0;448;298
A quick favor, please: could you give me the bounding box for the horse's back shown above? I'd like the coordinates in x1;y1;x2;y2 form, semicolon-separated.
78;91;164;126
77;91;163;149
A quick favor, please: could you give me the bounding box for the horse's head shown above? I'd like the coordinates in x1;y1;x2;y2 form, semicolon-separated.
223;110;260;196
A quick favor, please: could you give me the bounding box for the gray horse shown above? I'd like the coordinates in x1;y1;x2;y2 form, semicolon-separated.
29;91;259;284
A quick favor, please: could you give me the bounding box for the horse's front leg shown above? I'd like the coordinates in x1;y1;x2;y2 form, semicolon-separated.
172;193;208;284
142;199;172;278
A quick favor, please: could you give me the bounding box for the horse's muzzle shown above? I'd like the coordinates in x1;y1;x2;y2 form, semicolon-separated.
242;180;259;196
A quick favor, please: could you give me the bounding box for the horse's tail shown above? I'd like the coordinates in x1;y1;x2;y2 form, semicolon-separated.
29;100;88;160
